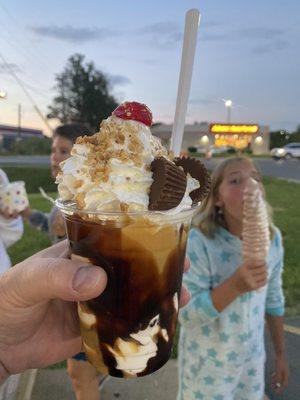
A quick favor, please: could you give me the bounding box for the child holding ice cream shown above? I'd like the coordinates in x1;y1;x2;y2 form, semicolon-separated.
178;157;289;400
0;169;23;275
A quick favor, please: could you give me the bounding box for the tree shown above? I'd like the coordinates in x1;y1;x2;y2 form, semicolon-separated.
48;54;118;132
269;130;290;149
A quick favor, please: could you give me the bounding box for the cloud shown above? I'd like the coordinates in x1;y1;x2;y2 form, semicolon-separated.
189;98;215;105
29;25;117;43
107;74;131;86
199;25;289;54
236;27;285;40
0;63;22;74
136;21;183;49
252;39;289;54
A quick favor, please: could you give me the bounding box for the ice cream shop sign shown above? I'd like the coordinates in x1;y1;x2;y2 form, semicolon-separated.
209;123;262;150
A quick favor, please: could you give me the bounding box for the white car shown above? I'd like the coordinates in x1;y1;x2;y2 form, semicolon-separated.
270;142;300;159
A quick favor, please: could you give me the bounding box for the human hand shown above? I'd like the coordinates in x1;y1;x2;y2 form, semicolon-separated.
0;243;191;382
20;206;31;220
180;258;191;307
271;354;289;394
0;207;19;219
231;260;268;295
0;240;107;383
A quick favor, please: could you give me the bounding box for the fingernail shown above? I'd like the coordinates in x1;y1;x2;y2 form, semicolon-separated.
73;266;103;292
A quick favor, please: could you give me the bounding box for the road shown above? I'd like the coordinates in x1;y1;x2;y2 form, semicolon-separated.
265;317;300;399
0;156;299;181
0;155;50;166
29;318;300;400
203;157;300;182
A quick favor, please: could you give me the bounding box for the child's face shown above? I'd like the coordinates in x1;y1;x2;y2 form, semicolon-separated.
50;136;73;178
216;161;262;223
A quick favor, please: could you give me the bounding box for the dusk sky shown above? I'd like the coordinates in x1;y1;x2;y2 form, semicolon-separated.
0;0;299;136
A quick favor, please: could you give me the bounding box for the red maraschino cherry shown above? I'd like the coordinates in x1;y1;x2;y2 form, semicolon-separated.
112;101;153;127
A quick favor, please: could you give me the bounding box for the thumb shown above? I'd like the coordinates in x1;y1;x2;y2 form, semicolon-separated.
1;257;107;305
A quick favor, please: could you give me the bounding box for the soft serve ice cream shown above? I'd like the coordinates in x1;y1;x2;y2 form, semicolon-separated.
56;101;211;377
56;101;205;214
242;177;270;265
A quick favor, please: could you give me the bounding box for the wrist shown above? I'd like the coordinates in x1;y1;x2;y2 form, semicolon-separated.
228;273;244;297
275;351;287;359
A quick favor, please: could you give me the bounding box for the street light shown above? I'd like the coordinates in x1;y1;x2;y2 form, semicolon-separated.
0;91;7;99
225;99;232;123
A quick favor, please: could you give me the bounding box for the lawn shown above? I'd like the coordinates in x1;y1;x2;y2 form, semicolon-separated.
7;193;54;264
263;177;300;314
8;178;300;313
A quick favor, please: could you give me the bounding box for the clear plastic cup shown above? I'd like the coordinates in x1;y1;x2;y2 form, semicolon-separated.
57;199;198;378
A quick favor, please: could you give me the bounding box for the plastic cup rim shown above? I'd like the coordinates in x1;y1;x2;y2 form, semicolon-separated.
55;197;200;217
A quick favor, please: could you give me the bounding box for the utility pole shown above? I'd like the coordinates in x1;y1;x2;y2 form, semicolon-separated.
17;103;21;140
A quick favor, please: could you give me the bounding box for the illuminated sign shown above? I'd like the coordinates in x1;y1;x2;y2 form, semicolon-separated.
210;124;259;134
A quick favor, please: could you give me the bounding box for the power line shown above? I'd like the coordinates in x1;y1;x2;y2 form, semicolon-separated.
0;52;53;134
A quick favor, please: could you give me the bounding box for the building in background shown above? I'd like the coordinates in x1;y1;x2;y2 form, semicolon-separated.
152;122;270;155
0;124;44;150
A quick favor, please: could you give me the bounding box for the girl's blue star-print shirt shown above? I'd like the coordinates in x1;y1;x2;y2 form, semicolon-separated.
178;226;284;398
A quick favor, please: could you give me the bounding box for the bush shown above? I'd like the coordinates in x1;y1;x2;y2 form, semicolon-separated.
188;146;197;153
10;136;52;155
227;147;237;154
2;166;56;193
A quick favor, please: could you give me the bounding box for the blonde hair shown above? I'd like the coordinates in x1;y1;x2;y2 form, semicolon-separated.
194;156;275;238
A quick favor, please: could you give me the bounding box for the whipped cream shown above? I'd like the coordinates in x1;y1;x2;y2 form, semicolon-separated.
106;314;169;376
242;178;270;262
56;115;199;213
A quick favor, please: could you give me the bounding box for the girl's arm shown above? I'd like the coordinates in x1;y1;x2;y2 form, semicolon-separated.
179;229;220;327
266;315;286;357
0;215;23;248
266;315;288;394
180;229;267;328
212;260;267;312
265;228;288;394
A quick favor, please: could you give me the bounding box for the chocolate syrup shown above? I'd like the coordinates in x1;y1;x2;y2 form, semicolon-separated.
65;214;188;377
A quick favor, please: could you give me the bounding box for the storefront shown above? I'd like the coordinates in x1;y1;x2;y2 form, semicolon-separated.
152;122;270;155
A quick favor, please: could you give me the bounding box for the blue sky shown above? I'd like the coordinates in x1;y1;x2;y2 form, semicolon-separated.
0;0;299;135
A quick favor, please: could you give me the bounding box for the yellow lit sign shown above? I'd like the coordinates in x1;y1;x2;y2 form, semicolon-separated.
210;124;259;134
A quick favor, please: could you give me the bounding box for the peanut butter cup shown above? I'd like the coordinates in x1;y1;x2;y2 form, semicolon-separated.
149;157;187;210
174;156;211;204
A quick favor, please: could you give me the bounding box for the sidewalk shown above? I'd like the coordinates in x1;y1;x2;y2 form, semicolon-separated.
30;360;178;400
3;317;299;400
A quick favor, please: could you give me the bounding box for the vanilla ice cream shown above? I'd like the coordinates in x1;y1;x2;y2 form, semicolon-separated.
242;177;270;263
56;114;199;213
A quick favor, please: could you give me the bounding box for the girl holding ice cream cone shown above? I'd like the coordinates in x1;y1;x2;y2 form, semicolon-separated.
178;157;289;400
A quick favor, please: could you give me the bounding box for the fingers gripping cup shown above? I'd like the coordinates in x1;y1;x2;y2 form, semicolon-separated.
56;101;211;377
0;181;29;213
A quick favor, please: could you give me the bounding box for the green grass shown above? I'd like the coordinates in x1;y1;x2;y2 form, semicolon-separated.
2;165;56;194
264;177;300;313
7;193;55;265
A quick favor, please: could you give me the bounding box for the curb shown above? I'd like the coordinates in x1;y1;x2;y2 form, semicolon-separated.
0;369;37;400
